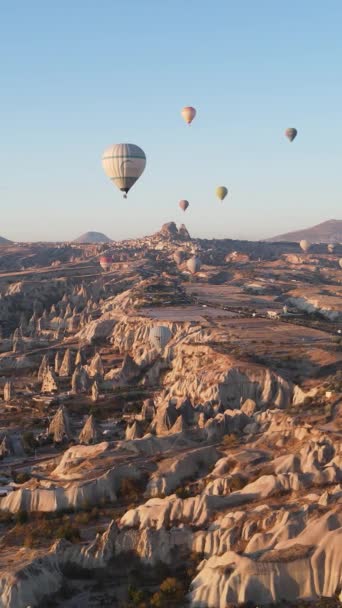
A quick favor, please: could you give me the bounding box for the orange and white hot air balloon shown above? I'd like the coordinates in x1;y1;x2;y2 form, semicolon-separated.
181;106;196;125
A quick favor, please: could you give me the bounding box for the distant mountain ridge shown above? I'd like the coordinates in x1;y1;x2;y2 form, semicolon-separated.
268;219;342;244
0;235;13;245
73;231;112;244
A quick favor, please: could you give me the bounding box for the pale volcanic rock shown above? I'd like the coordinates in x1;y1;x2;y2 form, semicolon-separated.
145;446;220;498
71;364;90;393
76;316;116;345
78;414;101;444
189;512;342;607
164;343;294;409
58;348;74;377
241;398;257;416
37;354;49;382
48;405;72;443
3;381;13;402
141;398;156;421
150;399;179;435
288;290;342;322
0;434;25;458
125;419;145;440
41;367;58;393
91;380;100;402
106;353;140;386
88;352;104;378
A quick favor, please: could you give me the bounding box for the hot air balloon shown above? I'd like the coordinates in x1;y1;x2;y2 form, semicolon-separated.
179;200;189;212
173;250;185;265
149;325;172;350
285;128;297;142
216;186;228;201
327;244;335;253
181;106;196;125
187;256;201;274
339;259;342;269
300;240;311;253
99;255;113;271
102;143;146;198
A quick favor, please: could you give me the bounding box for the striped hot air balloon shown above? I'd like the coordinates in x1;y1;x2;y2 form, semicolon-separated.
181;106;196;125
102;143;146;198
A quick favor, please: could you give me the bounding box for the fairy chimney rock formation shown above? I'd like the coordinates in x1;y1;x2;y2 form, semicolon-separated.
48;405;72;443
3;381;13;403
41;367;58;393
88;352;104;378
71;365;90;394
79;415;101;444
59;349;74;377
91;381;100;402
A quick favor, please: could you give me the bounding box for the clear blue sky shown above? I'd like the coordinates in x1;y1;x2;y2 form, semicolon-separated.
1;0;341;242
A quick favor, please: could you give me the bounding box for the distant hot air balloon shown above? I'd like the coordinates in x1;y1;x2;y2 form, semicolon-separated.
187;256;201;274
327;244;335;253
216;186;228;201
300;239;311;253
285;128;298;142
173;250;185;265
179;200;189;212
99;255;113;271
181;106;196;125
339;259;342;269
102;143;146;198
149;325;172;350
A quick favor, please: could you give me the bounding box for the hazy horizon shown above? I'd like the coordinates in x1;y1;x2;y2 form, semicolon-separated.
1;1;342;242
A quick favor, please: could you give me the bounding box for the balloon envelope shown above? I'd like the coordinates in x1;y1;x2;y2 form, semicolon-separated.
102;143;146;196
300;239;311;253
216;186;228;201
179;200;189;212
187;256;201;274
285;128;298;142
339;259;342;269
327;244;335;253
149;325;172;350
181;106;196;125
99;256;113;271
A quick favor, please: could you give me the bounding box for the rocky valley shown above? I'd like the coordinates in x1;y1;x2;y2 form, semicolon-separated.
0;223;341;608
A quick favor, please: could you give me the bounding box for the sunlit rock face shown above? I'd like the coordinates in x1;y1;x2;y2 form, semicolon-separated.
0;227;341;608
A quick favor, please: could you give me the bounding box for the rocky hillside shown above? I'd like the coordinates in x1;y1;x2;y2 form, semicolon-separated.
0;235;13;245
73;231;112;243
268;219;342;244
0;225;341;608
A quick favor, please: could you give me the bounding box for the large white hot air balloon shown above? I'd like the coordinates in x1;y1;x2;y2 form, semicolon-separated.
149;326;172;350
102;143;146;198
300;239;311;253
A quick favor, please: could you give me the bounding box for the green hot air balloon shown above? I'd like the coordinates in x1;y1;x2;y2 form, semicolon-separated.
102;143;146;198
216;186;228;201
